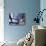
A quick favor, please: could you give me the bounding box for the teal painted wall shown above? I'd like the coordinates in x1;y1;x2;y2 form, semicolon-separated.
4;0;40;42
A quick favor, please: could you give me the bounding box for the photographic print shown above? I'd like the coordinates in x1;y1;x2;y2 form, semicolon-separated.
9;12;25;25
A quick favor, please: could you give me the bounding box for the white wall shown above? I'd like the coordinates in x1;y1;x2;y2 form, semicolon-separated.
40;0;46;26
40;0;46;45
0;0;4;42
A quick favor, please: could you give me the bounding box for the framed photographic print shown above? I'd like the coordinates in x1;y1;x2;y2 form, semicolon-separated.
9;12;25;25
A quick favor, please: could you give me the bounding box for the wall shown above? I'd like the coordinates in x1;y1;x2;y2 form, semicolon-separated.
40;0;46;45
4;0;40;42
0;0;4;42
40;0;46;26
